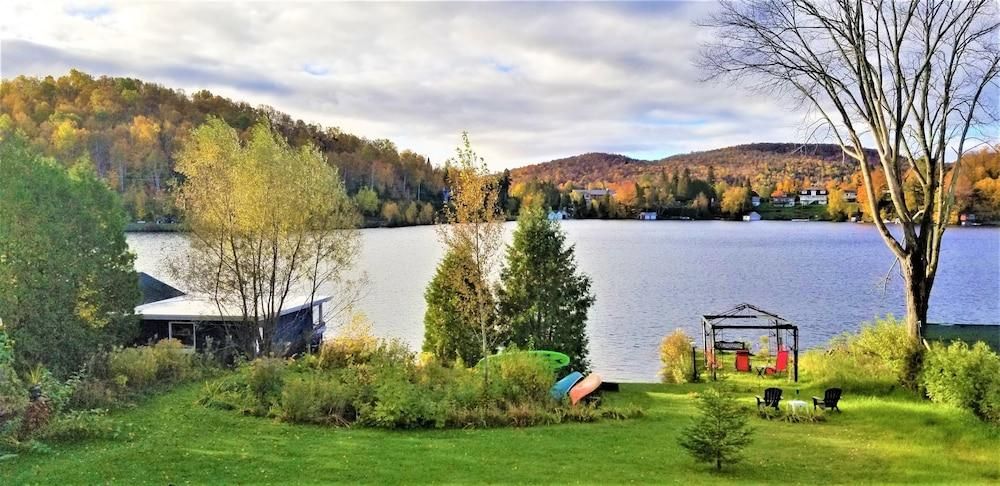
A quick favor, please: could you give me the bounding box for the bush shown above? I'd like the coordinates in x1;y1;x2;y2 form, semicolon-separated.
921;341;1000;424
279;373;355;425
800;316;912;394
34;409;117;442
0;329;27;422
659;329;694;384
108;339;198;392
319;313;378;369
484;351;553;404
248;358;286;408
679;388;753;470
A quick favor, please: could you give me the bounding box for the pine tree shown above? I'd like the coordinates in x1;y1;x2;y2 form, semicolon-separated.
423;247;490;364
678;388;754;470
497;204;595;371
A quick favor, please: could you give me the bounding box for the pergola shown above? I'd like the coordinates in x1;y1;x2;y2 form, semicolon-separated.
702;303;799;382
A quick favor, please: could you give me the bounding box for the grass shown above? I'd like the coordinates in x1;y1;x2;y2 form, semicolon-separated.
2;372;998;485
756;203;839;221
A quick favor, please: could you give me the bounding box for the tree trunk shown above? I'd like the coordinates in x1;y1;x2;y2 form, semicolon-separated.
900;253;930;341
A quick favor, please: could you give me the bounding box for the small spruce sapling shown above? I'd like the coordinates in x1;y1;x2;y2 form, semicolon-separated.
678;387;753;470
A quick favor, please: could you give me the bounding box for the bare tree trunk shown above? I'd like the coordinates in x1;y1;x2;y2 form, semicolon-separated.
901;253;931;341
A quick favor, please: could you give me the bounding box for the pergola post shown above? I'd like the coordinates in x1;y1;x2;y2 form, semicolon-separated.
793;327;799;382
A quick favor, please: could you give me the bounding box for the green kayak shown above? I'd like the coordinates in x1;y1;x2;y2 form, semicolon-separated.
478;350;570;371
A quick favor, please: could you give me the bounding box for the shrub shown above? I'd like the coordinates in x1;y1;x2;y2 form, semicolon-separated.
484;351;553;404
248;358;286;408
67;378;120;410
800;316;913;394
108;339;196;392
319;313;378;369
0;329;27;422
679;388;753;470
34;409;117;442
280;374;355;425
852;315;913;377
659;329;694;384
921;341;1000;424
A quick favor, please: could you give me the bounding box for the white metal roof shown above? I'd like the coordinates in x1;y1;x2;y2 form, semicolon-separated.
135;293;332;322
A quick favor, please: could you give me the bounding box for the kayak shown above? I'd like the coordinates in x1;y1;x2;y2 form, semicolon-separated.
478;350;570;371
569;373;603;405
550;371;584;400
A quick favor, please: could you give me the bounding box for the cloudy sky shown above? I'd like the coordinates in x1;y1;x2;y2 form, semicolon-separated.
2;1;821;169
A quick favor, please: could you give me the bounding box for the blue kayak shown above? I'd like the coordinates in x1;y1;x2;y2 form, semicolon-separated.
550;371;584;400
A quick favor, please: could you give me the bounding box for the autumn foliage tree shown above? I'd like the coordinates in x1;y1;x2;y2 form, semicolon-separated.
426;133;506;377
173;118;360;356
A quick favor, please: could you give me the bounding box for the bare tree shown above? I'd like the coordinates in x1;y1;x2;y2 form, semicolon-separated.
701;0;999;339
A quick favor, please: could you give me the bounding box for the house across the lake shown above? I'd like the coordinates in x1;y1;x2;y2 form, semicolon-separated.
135;273;329;356
572;188;614;203
750;191;761;207
638;211;657;220
547;209;567;220
842;189;858;202
742;211;761;221
771;190;795;207
799;187;829;205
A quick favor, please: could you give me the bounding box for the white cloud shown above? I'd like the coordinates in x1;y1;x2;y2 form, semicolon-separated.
1;1;816;169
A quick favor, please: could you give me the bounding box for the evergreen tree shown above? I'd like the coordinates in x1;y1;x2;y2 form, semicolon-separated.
679;388;754;470
678;168;692;200
497;204;595;371
0;133;139;376
423;247;494;364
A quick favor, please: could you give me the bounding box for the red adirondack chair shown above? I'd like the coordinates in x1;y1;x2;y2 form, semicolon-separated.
735;350;751;372
764;349;789;376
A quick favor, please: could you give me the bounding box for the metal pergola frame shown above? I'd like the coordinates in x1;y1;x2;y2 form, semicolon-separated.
701;303;799;382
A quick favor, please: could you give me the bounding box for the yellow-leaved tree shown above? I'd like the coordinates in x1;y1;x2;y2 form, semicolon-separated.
430;132;505;381
173;117;361;356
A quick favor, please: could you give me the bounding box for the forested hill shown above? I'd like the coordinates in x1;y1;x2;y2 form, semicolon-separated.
0;70;445;222
511;143;880;190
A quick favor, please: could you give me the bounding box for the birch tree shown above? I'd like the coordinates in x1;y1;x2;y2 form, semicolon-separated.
433;133;506;379
701;0;1000;339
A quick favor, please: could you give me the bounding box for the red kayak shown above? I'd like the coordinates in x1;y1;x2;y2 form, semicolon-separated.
569;373;603;405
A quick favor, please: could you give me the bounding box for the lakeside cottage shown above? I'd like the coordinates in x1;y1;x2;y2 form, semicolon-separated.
638;211;657;220
771;190;795;207
799;187;829;205
842;189;858;202
135;273;329;356
742;211;761;221
547;210;567;220
750;191;761;207
572;188;614;203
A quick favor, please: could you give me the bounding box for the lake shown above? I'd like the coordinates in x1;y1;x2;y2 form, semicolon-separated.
127;221;1000;382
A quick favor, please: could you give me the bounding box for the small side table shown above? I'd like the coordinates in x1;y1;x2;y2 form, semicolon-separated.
787;399;807;415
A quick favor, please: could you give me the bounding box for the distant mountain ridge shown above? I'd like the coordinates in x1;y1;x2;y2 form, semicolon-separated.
511;143;879;188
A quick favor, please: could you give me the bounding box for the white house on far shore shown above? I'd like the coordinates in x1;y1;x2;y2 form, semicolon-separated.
547;210;567;220
799;187;829;205
743;211;761;221
638;211;657;220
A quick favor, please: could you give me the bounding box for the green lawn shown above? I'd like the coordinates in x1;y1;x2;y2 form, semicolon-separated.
2;374;998;485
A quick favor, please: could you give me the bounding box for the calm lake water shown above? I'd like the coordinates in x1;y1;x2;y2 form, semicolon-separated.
128;221;1000;382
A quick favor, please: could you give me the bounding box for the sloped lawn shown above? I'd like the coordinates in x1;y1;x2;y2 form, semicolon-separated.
2;377;998;485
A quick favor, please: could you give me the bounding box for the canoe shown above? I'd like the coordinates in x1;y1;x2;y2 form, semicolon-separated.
569;373;603;405
478;350;570;371
550;371;584;400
